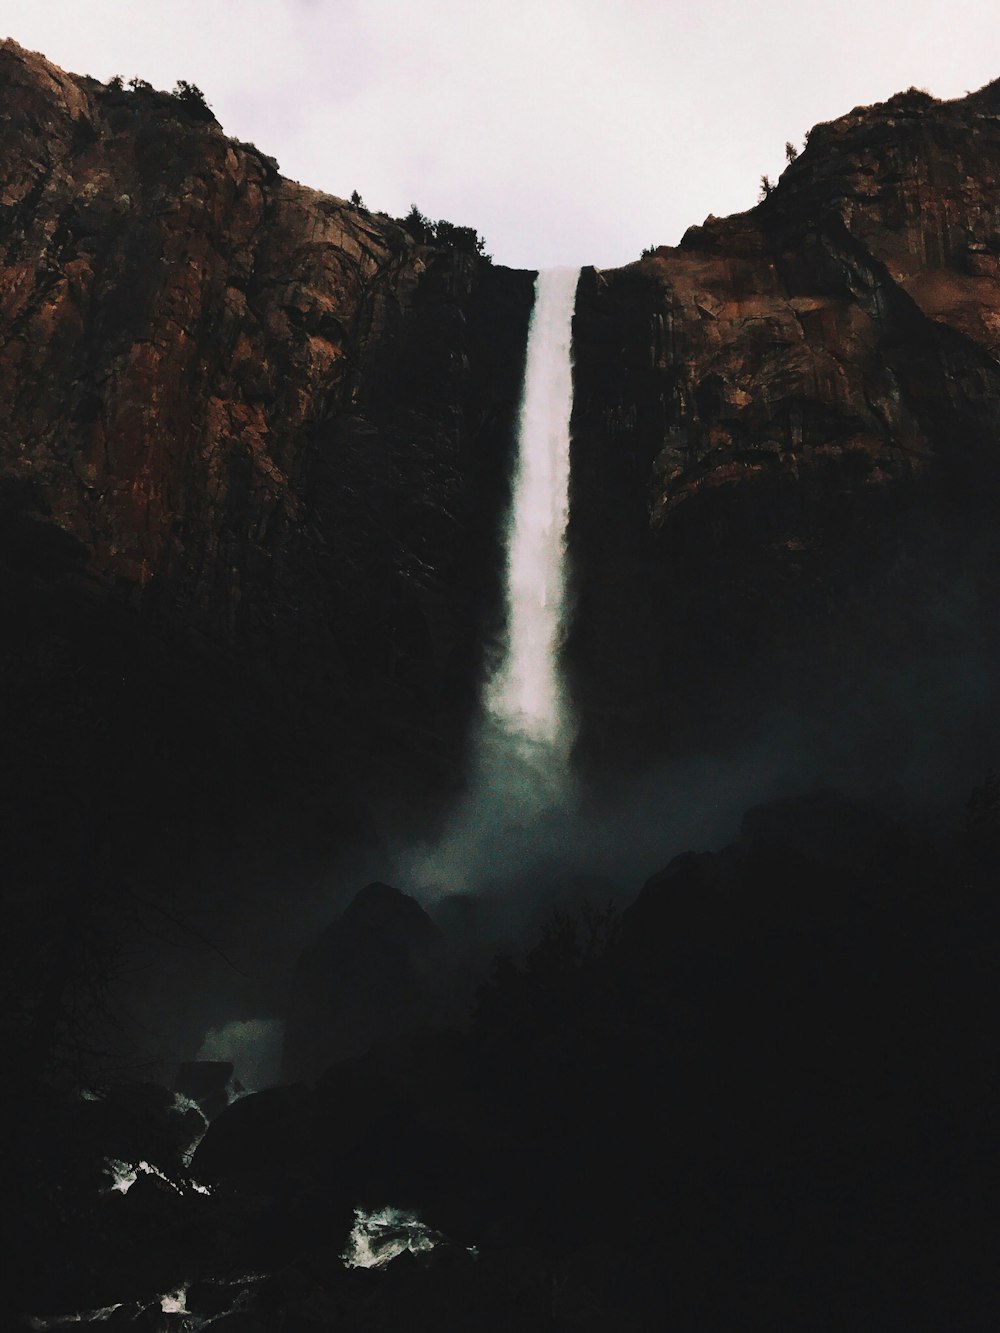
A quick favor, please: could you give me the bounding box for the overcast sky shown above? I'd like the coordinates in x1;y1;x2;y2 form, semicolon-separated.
6;1;1000;269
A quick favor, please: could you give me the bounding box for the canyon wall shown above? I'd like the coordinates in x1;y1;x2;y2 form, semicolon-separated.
0;40;534;1056
5;40;1000;1053
570;81;1000;787
0;40;533;903
7;47;1000;1321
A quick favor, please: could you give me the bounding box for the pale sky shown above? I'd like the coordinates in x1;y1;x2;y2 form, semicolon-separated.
6;1;1000;270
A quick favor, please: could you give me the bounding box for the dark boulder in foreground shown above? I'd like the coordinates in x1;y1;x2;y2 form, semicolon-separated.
192;1083;317;1192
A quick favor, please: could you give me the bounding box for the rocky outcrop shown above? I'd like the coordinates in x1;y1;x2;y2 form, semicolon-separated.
569;81;1000;781
617;789;929;994
283;881;447;1080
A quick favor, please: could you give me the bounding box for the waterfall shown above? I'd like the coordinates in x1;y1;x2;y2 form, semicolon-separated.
486;265;579;755
410;267;580;894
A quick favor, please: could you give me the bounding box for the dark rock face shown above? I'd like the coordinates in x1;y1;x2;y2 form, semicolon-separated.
192;1083;317;1191
569;82;1000;784
283;881;447;1080
619;788;927;985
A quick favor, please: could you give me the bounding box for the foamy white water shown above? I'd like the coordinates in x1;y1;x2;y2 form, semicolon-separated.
408;267;580;893
486;266;579;750
342;1206;444;1268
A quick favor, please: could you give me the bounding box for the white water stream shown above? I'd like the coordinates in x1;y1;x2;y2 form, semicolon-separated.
486;265;580;752
411;267;580;892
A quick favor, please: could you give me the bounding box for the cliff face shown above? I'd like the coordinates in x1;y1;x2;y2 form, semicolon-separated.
570;82;1000;779
8;49;1000;1320
6;40;1000;994
0;41;533;909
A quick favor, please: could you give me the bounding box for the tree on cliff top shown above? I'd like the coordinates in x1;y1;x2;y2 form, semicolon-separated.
402;204;432;244
172;79;210;108
401;204;491;260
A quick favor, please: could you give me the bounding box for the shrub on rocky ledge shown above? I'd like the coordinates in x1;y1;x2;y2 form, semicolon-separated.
172;79;209;108
400;204;491;261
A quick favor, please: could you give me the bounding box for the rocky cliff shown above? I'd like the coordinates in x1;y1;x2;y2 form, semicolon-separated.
570;81;1000;786
6;39;1000;1062
0;39;536;1069
8;46;1000;1327
0;41;533;972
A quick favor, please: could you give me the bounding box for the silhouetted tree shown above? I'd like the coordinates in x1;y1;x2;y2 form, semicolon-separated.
434;218;488;257
402;203;432;243
399;205;490;258
172;79;209;108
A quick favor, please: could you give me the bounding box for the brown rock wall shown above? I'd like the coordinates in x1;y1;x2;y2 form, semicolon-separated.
7;40;1000;1052
0;40;533;1019
568;81;1000;773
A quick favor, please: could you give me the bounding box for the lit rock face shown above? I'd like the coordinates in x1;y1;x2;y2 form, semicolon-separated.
569;82;1000;774
0;40;533;890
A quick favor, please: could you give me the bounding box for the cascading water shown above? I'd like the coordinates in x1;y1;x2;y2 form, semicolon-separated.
486;265;579;758
411;266;581;892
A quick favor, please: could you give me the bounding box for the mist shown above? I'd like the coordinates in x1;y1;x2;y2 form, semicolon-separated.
195;1018;285;1094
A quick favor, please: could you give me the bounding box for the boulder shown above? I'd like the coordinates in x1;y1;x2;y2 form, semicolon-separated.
192;1084;318;1192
